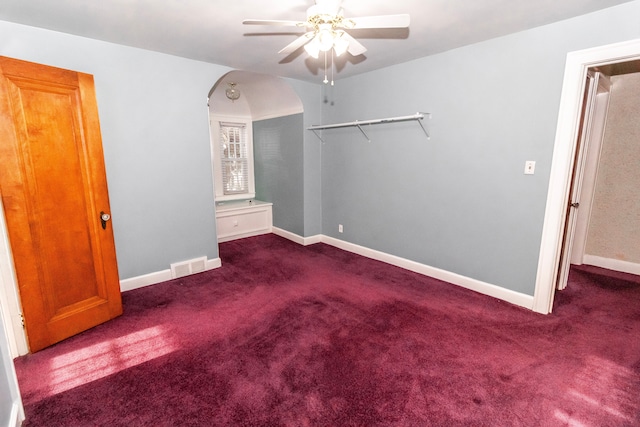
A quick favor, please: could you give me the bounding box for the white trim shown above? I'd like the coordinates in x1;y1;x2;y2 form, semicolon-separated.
217;229;271;243
210;115;255;202
0;199;28;357
120;270;172;292
272;227;321;246
272;229;533;309
582;255;640;276
533;38;640;314
0;302;24;427
119;258;222;292
10;402;24;427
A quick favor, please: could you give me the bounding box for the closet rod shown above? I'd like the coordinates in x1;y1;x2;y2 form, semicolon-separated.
308;112;430;142
308;112;427;130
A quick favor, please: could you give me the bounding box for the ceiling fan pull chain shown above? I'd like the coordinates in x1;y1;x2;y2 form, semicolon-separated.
331;50;335;86
323;51;329;84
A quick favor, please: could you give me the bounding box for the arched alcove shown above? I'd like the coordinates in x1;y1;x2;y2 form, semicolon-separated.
208;71;306;241
208;71;303;120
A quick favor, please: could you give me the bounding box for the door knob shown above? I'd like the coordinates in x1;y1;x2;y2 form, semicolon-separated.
100;211;111;229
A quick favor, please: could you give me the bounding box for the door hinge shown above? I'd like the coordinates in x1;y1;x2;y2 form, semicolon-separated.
20;313;25;328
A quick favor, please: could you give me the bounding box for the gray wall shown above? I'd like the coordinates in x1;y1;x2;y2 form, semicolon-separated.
0;20;321;280
2;1;640;298
288;80;323;238
254;114;305;236
320;1;640;296
0;20;225;279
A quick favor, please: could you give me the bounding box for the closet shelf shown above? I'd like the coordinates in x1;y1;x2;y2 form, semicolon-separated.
308;112;431;142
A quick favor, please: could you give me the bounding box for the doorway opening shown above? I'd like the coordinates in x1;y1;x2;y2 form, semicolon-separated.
564;62;640;282
533;39;640;314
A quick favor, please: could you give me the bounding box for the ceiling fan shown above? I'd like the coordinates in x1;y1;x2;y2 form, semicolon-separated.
243;0;410;59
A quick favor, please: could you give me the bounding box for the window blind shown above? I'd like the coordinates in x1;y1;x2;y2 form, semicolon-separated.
219;122;249;195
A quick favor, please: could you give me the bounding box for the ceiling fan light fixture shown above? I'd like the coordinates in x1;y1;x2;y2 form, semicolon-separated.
243;0;411;83
333;32;349;56
317;25;335;51
225;83;241;101
304;39;320;58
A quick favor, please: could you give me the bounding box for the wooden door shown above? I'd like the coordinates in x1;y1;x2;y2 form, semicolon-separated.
0;56;122;352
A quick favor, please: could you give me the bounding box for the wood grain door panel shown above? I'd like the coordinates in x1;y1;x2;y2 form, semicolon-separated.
0;57;122;352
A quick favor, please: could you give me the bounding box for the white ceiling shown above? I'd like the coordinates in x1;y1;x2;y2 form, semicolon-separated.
0;0;634;83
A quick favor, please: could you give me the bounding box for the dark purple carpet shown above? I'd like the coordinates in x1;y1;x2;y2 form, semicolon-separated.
13;234;640;426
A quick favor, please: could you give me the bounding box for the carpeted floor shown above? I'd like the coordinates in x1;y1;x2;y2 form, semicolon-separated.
13;234;640;426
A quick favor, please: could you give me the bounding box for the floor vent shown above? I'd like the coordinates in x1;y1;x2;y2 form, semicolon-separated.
170;256;207;279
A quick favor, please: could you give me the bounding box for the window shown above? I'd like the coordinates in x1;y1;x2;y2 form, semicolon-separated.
220;123;248;194
211;118;255;201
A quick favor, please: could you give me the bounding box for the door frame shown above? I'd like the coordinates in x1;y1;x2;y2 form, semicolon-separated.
532;38;640;314
0;199;27;357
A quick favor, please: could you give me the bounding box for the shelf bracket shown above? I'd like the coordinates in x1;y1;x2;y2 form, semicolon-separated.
417;113;431;139
355;123;371;142
310;128;324;142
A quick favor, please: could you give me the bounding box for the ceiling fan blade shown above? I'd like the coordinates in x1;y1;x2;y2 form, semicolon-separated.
342;33;367;56
347;14;410;29
278;32;315;54
243;19;305;27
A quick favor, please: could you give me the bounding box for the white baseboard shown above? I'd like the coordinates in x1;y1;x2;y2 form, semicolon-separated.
272;226;321;246
120;258;222;292
582;255;640;276
320;236;534;310
217;229;271;243
272;230;534;310
120;230;535;310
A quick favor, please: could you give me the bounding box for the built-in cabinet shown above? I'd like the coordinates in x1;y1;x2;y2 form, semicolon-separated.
215;200;272;242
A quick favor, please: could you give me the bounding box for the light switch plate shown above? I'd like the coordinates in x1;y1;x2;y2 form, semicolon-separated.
524;161;536;175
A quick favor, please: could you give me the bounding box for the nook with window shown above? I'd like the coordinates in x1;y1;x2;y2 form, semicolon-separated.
211;115;271;242
208;72;304;243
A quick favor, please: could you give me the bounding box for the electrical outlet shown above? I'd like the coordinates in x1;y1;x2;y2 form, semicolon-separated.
338;224;343;233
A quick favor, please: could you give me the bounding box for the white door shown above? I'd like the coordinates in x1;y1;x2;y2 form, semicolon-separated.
569;75;611;266
556;71;607;290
